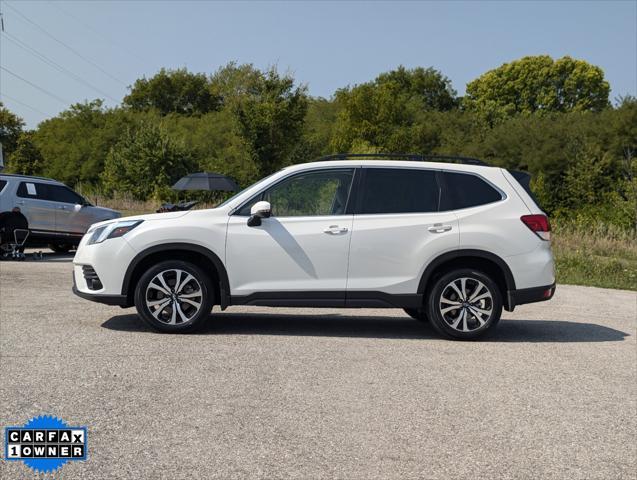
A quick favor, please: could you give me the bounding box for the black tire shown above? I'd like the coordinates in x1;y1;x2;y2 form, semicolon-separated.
426;269;502;340
403;308;428;322
134;260;215;333
49;243;74;253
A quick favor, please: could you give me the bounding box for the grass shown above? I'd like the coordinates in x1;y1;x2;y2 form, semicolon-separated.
552;221;637;291
96;196;637;291
92;195;215;218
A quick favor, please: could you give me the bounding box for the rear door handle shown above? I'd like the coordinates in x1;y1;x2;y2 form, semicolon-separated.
428;224;453;233
323;225;348;235
16;201;25;205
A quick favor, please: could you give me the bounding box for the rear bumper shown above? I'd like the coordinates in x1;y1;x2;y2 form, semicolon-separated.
508;283;556;309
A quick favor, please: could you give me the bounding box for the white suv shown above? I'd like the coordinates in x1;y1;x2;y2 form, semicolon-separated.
72;155;555;340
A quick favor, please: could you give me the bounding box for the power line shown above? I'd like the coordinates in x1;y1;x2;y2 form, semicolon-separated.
3;2;128;87
0;65;71;105
1;31;119;101
47;0;148;64
0;92;49;116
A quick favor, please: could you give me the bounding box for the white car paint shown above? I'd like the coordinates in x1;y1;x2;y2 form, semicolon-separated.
73;159;555;309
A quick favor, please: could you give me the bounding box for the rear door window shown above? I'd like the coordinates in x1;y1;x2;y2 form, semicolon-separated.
357;168;439;214
17;182;44;199
441;172;503;210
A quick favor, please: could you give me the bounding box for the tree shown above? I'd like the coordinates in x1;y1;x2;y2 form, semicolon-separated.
6;132;43;175
209;62;263;107
101;122;196;200
375;66;457;111
464;56;610;123
33;100;136;185
0;102;25;158
231;66;308;177
330;66;456;152
124;68;221;115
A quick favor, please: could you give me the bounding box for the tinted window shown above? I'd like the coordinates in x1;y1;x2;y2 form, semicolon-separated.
0;180;7;193
46;185;84;204
17;182;43;199
358;168;439;214
442;172;502;210
238;169;354;217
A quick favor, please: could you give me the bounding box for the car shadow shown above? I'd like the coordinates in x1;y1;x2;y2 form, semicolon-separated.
101;312;630;343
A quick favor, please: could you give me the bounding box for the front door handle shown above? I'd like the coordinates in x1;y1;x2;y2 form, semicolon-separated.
16;201;24;205
323;225;348;235
428;224;453;233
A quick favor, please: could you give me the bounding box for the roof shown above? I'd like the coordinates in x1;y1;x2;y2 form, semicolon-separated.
0;173;61;183
284;159;497;175
317;153;488;166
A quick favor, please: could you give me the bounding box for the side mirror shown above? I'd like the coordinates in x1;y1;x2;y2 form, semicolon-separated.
247;201;271;227
74;204;83;213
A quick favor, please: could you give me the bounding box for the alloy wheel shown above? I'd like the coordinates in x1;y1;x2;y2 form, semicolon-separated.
438;277;494;332
145;269;203;325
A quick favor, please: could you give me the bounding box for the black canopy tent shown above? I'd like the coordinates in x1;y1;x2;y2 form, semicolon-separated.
157;173;239;213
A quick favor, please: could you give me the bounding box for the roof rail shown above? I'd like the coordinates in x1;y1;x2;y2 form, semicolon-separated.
0;173;58;181
316;152;489;166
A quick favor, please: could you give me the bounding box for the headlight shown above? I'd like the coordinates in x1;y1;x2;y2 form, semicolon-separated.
87;220;143;245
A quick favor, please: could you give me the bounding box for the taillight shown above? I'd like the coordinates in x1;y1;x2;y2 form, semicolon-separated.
521;214;551;241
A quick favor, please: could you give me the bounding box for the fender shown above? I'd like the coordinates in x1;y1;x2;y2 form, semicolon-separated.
417;248;516;295
121;242;231;309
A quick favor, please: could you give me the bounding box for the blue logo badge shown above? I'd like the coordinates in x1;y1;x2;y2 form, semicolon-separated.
4;415;88;474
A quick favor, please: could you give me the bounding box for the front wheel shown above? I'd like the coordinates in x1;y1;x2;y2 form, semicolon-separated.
426;269;502;340
134;260;215;333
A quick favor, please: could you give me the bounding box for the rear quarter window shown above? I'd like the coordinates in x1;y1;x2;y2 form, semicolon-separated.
441;171;503;210
0;179;7;193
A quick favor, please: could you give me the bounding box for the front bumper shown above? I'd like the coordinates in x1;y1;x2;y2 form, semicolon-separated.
72;235;137;297
72;274;130;306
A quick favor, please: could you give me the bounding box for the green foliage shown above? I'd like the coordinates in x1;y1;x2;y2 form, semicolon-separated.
7;59;634;242
552;219;636;290
124;68;221;115
331;66;457;152
33;100;138;185
464;55;610;124
0;102;25;157
101;122;196;200
231;66;308;177
6;132;44;175
375;66;457;111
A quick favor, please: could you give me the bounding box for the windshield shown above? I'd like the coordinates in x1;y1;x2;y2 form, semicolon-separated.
215;171;280;209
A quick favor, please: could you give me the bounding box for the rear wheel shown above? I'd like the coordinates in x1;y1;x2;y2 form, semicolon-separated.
426;269;502;340
403;308;428;322
134;260;214;333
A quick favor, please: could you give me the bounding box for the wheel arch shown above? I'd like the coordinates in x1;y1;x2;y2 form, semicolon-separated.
122;243;230;309
418;249;517;311
0;210;30;244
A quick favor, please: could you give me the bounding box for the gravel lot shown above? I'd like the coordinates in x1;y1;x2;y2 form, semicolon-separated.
1;253;635;479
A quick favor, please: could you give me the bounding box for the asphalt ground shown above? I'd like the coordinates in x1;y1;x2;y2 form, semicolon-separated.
0;252;635;479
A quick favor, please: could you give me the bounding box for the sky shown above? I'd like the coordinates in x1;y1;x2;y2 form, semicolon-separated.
0;0;636;129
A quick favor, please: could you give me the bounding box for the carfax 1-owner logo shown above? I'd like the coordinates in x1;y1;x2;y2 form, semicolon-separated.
4;415;88;474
